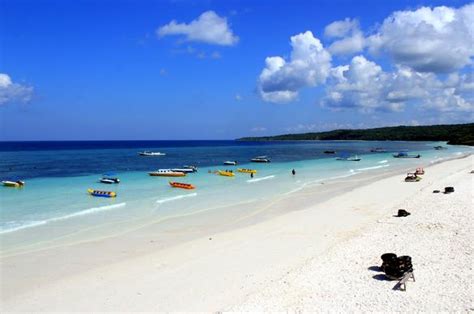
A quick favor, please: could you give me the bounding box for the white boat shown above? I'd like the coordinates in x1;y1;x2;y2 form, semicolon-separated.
148;169;186;177
224;161;237;165
171;168;196;173
336;155;361;161
2;180;25;187
251;156;271;163
183;165;198;172
139;151;166;156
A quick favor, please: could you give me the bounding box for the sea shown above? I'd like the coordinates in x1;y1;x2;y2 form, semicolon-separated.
1;140;472;254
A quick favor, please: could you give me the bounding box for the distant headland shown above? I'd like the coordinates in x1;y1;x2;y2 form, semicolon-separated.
238;123;474;146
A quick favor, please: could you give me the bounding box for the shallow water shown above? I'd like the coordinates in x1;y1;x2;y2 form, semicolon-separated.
1;140;471;253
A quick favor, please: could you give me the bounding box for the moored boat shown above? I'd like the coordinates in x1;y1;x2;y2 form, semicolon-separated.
149;169;186;177
2;180;25;187
218;170;235;177
224;161;237;165
88;189;117;197
370;148;387;153
336;154;361;161
393;152;421;158
434;146;447;150
139;151;166;156
250;156;270;163
237;168;257;174
169;181;195;189
324;150;336;154
171;168;196;173
100;172;120;184
183;165;198;172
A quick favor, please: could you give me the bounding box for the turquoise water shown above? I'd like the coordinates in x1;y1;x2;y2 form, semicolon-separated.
1;140;472;252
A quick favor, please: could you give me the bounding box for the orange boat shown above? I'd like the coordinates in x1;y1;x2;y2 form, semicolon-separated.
169;181;195;189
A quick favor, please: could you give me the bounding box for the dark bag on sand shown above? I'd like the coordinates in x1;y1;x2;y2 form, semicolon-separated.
444;187;455;193
397;209;411;217
380;253;413;279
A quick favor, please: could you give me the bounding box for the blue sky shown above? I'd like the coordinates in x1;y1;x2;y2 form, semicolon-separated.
1;0;472;140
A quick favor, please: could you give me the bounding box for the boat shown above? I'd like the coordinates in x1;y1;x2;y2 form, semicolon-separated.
237;168;257;174
224;161;237;166
2;180;25;187
148;169;186;177
324;150;336;154
100;172;120;184
183;165;198;172
250;156;271;163
336;154;361;161
434;146;447;150
370;148;387;153
393;152;421;158
404;173;421;182
218;170;235;177
415;167;425;175
88;189;117;197
171;168;196;173
169;181;195;189
138;151;166;156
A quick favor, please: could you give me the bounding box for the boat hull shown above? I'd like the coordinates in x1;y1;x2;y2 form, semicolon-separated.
169;181;195;189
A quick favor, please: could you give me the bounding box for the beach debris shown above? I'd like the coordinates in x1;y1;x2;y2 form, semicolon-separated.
444;186;455;193
396;209;411;217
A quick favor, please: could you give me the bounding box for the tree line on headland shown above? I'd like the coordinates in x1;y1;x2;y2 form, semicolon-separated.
238;123;474;146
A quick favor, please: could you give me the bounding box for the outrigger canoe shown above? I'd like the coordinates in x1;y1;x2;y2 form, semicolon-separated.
88;189;117;198
218;170;235;177
237;168;257;174
169;181;195;189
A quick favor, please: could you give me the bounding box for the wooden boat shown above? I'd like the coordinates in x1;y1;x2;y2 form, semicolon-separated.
139;151;166;156
237;168;257;174
404;173;421;182
169;181;195;189
218;170;235;177
415;167;425;175
88;189;116;197
250;156;271;163
149;169;186;177
2;180;25;187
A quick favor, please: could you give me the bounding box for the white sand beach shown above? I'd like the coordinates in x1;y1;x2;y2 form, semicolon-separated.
1;155;472;312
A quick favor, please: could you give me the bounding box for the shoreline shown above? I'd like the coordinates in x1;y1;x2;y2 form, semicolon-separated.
1;154;473;311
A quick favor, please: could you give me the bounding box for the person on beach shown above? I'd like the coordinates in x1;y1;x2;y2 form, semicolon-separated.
292;169;296;176
250;172;254;178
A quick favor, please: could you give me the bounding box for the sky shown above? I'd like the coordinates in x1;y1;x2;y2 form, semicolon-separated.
0;0;473;140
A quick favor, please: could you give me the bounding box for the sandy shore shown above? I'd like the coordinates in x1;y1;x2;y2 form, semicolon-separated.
1;155;472;311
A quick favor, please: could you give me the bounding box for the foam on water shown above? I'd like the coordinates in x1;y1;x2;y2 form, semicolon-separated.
378;160;388;164
156;193;198;204
356;164;390;171
0;202;127;234
247;175;275;183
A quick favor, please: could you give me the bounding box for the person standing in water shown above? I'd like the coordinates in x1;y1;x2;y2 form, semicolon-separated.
292;169;296;176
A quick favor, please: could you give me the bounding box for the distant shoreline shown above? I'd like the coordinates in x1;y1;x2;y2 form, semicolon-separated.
237;123;474;146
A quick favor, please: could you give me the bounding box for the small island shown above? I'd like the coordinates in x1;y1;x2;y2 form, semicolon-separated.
238;123;474;146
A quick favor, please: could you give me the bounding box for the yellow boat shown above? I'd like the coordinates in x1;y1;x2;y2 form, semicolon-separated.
237;168;257;174
218;170;235;177
88;189;117;198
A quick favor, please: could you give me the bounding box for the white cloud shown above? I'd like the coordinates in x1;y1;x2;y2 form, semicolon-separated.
367;4;474;73
324;18;359;38
325;18;365;55
251;126;267;132
0;73;34;106
322;55;473;113
157;11;239;46
258;31;331;103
